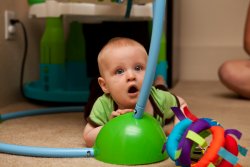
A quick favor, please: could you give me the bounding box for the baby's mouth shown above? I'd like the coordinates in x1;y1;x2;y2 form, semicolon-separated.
128;85;138;94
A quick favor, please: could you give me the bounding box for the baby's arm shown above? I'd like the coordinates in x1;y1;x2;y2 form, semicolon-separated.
83;123;103;147
83;109;133;147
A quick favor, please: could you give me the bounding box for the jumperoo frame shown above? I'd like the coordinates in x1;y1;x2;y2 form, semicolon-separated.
0;0;166;161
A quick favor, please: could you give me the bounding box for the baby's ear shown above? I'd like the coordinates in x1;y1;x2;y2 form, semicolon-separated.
98;77;109;94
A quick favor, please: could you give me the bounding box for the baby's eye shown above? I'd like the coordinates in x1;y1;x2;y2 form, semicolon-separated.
135;65;143;71
115;69;124;75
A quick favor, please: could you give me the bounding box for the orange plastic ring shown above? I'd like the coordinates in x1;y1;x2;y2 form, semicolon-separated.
192;126;225;167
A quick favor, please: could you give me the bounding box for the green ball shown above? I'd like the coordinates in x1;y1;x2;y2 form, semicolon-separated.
94;112;168;165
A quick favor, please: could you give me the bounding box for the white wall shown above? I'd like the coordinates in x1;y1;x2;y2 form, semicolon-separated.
173;0;249;81
0;1;44;107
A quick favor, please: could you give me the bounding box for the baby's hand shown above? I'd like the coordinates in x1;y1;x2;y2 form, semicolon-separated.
110;109;134;119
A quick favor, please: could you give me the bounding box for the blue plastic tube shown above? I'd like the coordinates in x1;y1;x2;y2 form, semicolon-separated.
134;0;166;119
0;106;94;157
0;142;94;158
0;106;83;121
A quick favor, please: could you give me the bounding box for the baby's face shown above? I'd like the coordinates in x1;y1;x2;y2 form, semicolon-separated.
100;45;147;109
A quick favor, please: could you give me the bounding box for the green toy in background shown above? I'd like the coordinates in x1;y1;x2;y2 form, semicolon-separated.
23;18;91;103
40;17;66;91
65;21;90;92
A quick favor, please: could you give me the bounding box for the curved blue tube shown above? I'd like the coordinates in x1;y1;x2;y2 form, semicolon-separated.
0;142;94;158
0;106;93;158
134;0;166;119
1;106;83;121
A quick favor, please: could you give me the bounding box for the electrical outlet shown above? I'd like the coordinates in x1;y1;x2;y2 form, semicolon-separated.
4;10;16;40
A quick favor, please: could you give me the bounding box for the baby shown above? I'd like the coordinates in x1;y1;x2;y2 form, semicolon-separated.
83;37;187;147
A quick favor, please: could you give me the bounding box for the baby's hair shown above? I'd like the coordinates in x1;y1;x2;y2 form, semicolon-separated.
98;37;146;57
97;37;147;72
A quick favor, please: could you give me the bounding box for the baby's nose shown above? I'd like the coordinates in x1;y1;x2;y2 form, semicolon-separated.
127;70;136;81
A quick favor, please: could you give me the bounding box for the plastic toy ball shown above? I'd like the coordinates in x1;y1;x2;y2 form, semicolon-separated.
164;107;248;167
